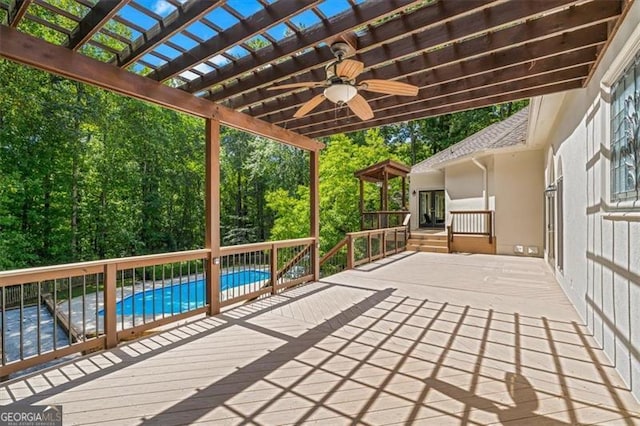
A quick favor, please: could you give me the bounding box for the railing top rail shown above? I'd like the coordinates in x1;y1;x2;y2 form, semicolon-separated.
348;226;407;238
0;249;211;286
362;210;410;215
0;237;318;286
450;210;493;214
220;237;315;256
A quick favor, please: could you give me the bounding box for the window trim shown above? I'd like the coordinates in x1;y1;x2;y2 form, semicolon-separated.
608;52;640;204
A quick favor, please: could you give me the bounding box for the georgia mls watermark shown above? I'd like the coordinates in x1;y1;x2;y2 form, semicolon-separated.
0;405;62;426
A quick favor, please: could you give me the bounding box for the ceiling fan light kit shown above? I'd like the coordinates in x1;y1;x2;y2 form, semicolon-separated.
324;84;358;103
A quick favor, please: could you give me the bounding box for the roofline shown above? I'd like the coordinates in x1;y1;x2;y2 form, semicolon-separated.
354;159;411;178
410;107;530;173
409;140;542;174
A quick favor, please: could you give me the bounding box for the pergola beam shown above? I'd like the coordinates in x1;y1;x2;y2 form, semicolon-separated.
250;0;618;122
306;80;583;138
182;0;421;93
8;0;31;27
67;0;129;51
152;0;321;83
118;0;222;68
0;25;323;152
209;0;497;105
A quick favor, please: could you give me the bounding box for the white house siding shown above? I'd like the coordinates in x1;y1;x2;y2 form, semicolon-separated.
538;0;640;400
408;171;444;229
443;159;494;221
493;150;544;256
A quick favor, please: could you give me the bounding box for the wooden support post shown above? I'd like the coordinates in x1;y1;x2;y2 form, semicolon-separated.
310;150;320;281
205;119;221;315
347;235;354;269
271;244;278;295
401;177;406;209
103;263;117;349
367;233;372;263
488;211;493;244
382;171;389;212
359;179;364;230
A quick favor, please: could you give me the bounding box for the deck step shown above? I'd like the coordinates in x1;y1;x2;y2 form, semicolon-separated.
409;233;448;240
406;244;449;253
407;238;448;246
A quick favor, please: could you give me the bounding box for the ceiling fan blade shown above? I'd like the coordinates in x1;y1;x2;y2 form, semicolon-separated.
347;94;374;121
360;79;419;96
268;82;325;90
293;94;326;118
336;59;364;80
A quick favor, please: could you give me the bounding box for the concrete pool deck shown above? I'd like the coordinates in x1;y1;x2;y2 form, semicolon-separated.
1;252;638;424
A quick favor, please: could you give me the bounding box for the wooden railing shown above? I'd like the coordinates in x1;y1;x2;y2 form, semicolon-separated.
320;226;408;277
0;237;316;378
449;210;494;243
218;238;315;307
361;210;409;230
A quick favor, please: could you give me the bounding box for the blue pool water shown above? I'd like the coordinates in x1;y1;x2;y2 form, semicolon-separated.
111;269;269;316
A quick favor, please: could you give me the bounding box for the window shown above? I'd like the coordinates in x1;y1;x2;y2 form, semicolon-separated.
611;53;640;201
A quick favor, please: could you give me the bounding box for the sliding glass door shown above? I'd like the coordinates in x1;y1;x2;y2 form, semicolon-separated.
418;190;445;228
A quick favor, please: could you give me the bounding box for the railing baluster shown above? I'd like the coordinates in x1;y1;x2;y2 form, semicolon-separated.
271;244;277;295
37;282;42;352
19;284;23;360
82;276;86;341
141;266;146;324
53;279;58;351
67;277;72;344
120;269;125;331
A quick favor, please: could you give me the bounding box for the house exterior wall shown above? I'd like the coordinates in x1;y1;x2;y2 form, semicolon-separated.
493;150;544;256
536;0;640;400
444;160;492;219
408;171;444;229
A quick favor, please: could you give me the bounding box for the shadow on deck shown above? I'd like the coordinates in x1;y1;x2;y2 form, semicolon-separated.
1;253;639;425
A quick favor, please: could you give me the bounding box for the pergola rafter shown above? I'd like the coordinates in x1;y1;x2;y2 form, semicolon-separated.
149;0;322;82
66;0;129;51
116;0;222;68
182;0;422;93
7;0;31;27
246;0;618;126
208;0;498;106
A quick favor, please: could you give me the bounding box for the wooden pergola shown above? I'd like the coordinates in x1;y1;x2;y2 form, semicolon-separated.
355;160;410;230
0;0;633;375
0;0;629;138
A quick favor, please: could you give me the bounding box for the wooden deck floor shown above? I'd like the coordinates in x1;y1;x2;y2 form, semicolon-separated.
1;252;639;425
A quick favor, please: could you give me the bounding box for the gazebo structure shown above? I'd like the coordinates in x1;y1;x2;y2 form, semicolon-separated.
354;159;410;230
1;0;640;423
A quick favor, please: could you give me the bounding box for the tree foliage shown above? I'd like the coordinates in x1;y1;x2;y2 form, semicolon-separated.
0;55;527;270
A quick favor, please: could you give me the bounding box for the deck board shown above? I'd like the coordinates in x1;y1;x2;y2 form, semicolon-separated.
1;252;638;425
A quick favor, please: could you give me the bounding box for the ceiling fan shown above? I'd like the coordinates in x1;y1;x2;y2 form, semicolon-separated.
267;41;419;121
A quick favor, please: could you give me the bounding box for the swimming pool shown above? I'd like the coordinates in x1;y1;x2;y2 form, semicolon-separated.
112;269;269;316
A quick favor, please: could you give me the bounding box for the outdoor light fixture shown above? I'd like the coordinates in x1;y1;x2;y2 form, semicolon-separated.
324;84;357;103
412;190;417;196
